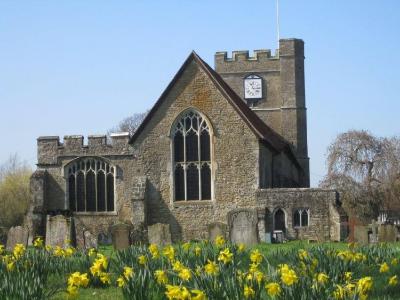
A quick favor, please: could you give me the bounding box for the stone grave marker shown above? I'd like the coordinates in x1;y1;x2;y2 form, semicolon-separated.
45;215;72;248
83;230;98;249
111;223;131;250
6;226;28;251
147;223;172;246
354;225;369;245
368;220;378;244
378;224;397;242
228;209;258;245
207;222;227;241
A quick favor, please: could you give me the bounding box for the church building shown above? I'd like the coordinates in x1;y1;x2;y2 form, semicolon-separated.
26;39;346;246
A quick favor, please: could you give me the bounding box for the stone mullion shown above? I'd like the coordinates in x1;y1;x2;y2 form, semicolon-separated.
197;117;202;200
94;163;98;212
74;172;77;212
84;166;87;212
183;128;187;201
105;165;108;211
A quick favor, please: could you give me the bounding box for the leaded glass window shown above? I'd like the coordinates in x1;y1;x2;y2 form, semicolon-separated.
172;110;212;201
66;157;115;212
293;209;309;227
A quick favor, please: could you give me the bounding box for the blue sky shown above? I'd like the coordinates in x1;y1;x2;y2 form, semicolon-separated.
1;0;399;186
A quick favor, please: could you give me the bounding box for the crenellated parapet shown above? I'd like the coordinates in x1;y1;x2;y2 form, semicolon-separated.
37;132;133;166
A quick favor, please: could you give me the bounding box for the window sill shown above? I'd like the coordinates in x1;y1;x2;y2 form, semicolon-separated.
73;211;118;216
172;200;214;208
293;226;309;229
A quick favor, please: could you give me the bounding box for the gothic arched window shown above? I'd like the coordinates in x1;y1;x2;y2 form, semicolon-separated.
293;208;309;227
66;157;115;212
172;110;212;201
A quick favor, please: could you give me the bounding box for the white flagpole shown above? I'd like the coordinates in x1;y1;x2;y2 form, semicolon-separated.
276;0;280;53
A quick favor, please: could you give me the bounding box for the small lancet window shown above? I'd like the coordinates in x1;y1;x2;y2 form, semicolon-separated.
172;110;212;201
66;157;115;212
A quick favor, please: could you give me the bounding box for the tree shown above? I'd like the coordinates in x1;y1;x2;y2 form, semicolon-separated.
108;111;148;137
320;130;400;222
0;154;32;228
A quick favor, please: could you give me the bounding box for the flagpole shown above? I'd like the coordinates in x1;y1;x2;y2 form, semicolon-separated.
276;0;280;54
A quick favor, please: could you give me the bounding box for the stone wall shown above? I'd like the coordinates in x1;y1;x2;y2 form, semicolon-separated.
256;188;341;241
215;39;309;187
32;133;141;247
132;60;260;242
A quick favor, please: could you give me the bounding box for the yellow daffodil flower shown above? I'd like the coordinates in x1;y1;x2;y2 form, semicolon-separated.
265;282;281;297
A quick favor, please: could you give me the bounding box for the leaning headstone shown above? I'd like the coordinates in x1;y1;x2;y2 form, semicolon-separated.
208;222;227;241
228;209;258;245
83;230;98;249
6;226;28;251
378;224;397;242
147;223;172;246
354;225;369;245
111;223;131;250
45;215;72;248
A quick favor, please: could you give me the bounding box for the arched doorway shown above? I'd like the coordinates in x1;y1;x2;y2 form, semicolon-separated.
274;209;286;231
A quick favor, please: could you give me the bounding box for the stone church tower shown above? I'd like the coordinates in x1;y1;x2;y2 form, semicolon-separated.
215;39;309;187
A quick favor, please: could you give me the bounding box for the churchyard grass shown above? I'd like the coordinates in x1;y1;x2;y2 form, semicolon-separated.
0;239;399;299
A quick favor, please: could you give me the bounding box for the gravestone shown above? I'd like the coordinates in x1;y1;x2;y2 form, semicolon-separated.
207;222;227;241
378;224;397;242
83;230;98;249
6;226;28;251
354;225;369;245
45;215;72;248
228;209;258;245
111;223;131;250
147;223;172;246
368;220;378;244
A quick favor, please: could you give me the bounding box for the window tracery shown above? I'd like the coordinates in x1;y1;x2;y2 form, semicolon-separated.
172;110;212;201
66;157;115;212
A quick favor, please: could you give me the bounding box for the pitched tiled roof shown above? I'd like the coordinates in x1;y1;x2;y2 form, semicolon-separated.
129;51;300;167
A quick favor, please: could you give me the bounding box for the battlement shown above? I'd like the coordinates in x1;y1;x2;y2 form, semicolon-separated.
215;49;278;63
37;133;133;165
215;39;304;74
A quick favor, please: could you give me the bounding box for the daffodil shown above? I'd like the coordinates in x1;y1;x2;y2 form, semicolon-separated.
238;243;245;253
13;243;25;259
182;242;191;252
265;282;281;297
250;249;263;264
191;289;206;300
123;266;133;279
173;260;185;272
194;246;202;256
344;271;352;282
99;272;111;285
116;276;125;288
215;235;225;247
204;260;219;275
389;275;398;286
244;285;255;298
0;244;4;255
67;285;78;298
391;258;398;266
163;245;175;261
317;272;329;285
155;270;168;284
357;276;373;294
33;237;43;248
138;255;147;265
178;268;192;281
218;248;233;264
298;249;308;260
149;244;160;259
279;265;298;286
379;262;389;273
333;284;345;300
88;248;97;257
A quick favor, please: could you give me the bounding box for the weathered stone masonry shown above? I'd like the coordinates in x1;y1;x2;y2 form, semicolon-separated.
26;38;346;246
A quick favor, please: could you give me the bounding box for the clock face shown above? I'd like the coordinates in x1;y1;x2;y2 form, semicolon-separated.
244;75;262;99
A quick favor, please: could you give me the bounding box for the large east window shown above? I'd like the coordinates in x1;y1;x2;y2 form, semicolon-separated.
66;157;115;212
172;110;212;201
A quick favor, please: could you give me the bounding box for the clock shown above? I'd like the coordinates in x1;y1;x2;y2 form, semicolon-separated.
244;75;262;99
